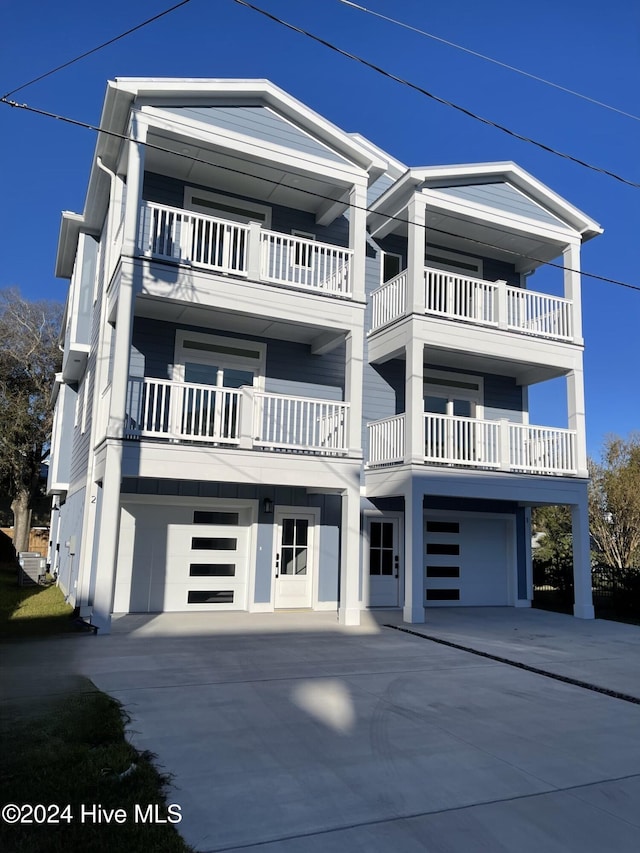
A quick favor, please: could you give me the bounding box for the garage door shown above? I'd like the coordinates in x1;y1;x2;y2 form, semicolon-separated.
116;502;255;613
425;516;510;606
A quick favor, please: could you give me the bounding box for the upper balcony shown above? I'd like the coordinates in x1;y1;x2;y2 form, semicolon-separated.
370;266;573;341
137;201;353;299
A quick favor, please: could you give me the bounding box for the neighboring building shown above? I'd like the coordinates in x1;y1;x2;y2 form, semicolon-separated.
47;78;602;631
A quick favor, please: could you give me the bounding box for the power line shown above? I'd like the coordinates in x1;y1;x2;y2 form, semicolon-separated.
2;0;193;100
233;0;640;191
335;0;640;123
1;96;638;294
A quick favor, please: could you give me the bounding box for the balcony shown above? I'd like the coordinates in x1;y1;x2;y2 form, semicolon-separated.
137;202;353;298
370;267;574;342
124;377;350;456
367;413;577;475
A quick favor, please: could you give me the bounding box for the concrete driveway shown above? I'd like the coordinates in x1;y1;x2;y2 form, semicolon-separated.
44;610;640;850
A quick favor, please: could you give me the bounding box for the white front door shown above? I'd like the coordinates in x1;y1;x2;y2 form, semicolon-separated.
367;517;400;607
274;510;315;609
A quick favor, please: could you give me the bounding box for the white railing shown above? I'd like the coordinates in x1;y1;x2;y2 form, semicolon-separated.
137;202;353;298
424;414;501;468
260;231;352;296
425;268;498;325
367;415;405;465
506;287;573;341
370;272;407;331
509;423;576;474
253;392;349;454
138;202;250;275
125;377;241;444
366;412;577;475
124;379;350;454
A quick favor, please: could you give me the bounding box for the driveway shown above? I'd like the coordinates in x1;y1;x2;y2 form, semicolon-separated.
46;610;640;850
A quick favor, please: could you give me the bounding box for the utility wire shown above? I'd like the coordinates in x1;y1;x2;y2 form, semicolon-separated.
233;0;640;191
1;96;638;294
335;0;640;123
2;0;193;100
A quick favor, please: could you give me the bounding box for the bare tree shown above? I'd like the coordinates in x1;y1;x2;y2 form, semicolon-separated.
589;434;640;571
0;289;62;554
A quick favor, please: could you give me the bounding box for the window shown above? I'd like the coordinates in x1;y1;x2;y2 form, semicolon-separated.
187;590;234;604
425;247;482;278
292;230;315;268
184;188;272;228
426;589;460;601
426;521;459;534
424;370;483;419
191;538;237;550
426;543;460;556
189;564;236;577
193;511;240;525
382;252;402;283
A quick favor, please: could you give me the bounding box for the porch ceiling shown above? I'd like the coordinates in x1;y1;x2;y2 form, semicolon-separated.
134;294;346;348
145;129;352;220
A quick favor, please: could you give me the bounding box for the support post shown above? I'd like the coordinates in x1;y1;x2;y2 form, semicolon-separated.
567;368;588;477
338;487;361;625
563;240;583;344
571;495;594;618
348;182;367;302
403;481;425;623
247;221;262;281
407;194;427;314
345;325;364;456
404;336;424;465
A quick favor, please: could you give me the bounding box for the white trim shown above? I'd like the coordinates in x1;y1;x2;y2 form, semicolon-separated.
173;330;266;389
271;506;321;611
184;187;272;228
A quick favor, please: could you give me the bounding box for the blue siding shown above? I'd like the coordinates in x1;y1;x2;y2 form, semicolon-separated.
120;479;340;606
162;105;350;166
131;317;345;400
436;182;564;227
142;173;350;247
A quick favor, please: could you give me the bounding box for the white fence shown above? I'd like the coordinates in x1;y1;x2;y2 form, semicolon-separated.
370;272;407;331
138;202;352;297
506;287;573;340
125;379;349;454
253;392;349;453
366;412;577;475
425;268;498;325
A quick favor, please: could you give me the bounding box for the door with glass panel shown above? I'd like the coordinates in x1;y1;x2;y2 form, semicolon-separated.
274;510;316;609
367;517;400;607
424;374;482;464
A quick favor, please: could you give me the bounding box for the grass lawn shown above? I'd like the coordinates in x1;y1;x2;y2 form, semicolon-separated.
0;562;193;852
0;561;75;638
0;684;193;853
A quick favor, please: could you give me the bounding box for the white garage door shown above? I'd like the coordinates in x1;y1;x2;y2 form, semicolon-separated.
115;502;254;613
425;516;510;606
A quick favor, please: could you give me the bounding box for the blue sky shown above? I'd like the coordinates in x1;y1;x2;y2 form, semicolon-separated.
1;0;638;457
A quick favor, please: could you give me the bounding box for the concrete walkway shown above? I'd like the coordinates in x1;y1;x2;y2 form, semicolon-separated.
64;608;640;852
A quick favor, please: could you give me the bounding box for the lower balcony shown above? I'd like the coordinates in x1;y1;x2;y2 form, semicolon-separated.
124;377;350;456
370;267;574;342
367;413;577;476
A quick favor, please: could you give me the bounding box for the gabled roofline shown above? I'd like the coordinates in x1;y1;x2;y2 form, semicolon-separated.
369;161;603;242
56;78;389;278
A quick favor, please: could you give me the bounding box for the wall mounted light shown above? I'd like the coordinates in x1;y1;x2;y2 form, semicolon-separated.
263;497;273;514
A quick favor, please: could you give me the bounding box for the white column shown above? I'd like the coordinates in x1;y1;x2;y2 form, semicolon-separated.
571;495;594;619
247;221;262;281
407;194;427;314
567;368;588;477
121;114;148;258
405;336;424;465
403;481;425;623
338;487;361;626
348;181;367;302
345;325;364;455
563;240;583;344
90;443;123;632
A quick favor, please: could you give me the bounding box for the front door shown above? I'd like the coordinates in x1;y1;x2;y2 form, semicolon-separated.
274;510;315;609
367;517;400;607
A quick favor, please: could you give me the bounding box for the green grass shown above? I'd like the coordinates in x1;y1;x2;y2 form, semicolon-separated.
0;684;193;853
0;561;75;638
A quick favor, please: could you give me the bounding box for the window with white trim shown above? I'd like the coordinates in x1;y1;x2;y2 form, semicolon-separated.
184;188;272;228
425;247;483;278
174;331;266;390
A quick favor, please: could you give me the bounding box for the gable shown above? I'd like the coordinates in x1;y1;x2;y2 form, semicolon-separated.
434;181;565;227
161;104;352;166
